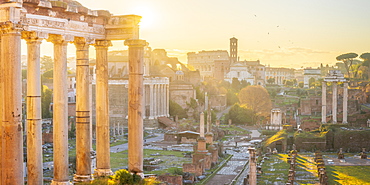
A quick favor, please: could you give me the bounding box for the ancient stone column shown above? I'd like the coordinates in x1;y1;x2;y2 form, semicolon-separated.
23;31;44;185
1;21;24;185
161;84;164;116
153;84;157;118
125;39;147;175
200;112;205;138
198;112;207;152
0;33;3;184
74;37;92;182
166;83;170;117
321;82;327;123
332;82;338;124
94;40;113;177
48;34;71;185
248;147;257;185
158;84;162;116
343;82;348;124
149;84;154;119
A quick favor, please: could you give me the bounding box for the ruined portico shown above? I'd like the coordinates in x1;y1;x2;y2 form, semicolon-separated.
0;0;144;184
322;70;348;124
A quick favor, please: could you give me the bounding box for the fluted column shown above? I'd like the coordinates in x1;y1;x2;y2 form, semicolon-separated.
322;82;327;123
0;22;24;185
343;82;348;123
149;84;154;119
163;84;166;116
160;84;163;116
332;82;338;124
166;84;170;117
94;40;113;177
125;39;146;174
74;37;92;182
22;31;44;185
48;34;71;185
0;34;3;184
153;84;157;118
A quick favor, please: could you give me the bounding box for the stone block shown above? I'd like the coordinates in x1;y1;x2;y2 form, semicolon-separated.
158;175;183;185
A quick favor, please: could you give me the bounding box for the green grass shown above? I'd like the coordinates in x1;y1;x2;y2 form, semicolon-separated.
259;154;290;184
326;166;370;185
109;149;192;175
259;153;319;184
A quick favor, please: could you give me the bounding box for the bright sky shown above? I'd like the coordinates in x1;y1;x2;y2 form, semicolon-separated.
38;0;370;68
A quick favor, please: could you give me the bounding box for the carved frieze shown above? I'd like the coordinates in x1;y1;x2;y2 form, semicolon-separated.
20;14;106;38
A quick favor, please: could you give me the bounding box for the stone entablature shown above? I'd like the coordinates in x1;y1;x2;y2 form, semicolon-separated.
1;1;140;41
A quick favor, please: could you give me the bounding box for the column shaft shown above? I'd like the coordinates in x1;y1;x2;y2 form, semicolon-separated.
322;82;327;123
0;35;3;184
332;82;338;124
23;32;43;185
160;84;163;116
166;84;169;117
149;84;154;119
343;83;348;123
74;38;91;182
1;24;24;185
125;39;146;174
48;35;70;184
153;84;157;118
94;40;113;176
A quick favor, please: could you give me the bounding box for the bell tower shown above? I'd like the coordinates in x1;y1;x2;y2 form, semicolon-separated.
230;37;238;63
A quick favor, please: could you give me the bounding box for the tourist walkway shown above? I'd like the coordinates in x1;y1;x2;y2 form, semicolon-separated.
206;128;261;185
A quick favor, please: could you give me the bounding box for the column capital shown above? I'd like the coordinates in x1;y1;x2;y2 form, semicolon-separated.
124;39;147;47
94;40;112;48
21;31;46;43
0;21;23;35
47;34;72;45
74;37;93;50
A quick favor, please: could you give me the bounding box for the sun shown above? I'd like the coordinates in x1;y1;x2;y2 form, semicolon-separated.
130;5;157;29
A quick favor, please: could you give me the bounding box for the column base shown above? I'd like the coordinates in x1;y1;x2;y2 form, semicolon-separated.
94;168;114;177
342;121;348;124
73;174;93;183
51;180;72;185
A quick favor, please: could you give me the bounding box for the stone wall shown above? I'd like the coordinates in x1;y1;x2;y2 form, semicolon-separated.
158;175;183;185
299;118;321;131
332;130;370;152
295;136;326;152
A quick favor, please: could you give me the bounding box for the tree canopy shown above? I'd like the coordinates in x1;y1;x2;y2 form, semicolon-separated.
226;103;253;125
41;55;53;72
360;52;370;80
336;53;358;78
238;85;272;123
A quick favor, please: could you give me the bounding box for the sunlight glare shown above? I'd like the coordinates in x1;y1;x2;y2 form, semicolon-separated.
130;5;157;29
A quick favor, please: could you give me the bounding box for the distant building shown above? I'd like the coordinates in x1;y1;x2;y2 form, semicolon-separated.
187;50;229;80
230;37;238;63
303;68;321;88
224;62;254;84
245;60;266;86
265;67;295;85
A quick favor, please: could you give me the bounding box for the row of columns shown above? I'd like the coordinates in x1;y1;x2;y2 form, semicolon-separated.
0;24;146;184
321;82;348;124
148;83;169;119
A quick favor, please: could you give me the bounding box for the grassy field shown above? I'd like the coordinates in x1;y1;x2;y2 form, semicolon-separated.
326;166;370;185
110;149;192;175
258;153;319;184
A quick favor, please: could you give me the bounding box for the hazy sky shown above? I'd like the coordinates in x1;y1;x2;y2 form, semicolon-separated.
37;0;370;68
